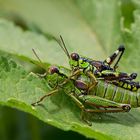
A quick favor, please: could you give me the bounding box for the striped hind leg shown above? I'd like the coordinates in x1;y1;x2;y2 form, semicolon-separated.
67;93;131;126
104;45;125;70
78;94;131;113
99;70;137;81
112;80;140;91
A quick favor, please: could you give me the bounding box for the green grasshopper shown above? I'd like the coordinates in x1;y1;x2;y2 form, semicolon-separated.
31;50;131;125
56;36;140;91
32;65;131;125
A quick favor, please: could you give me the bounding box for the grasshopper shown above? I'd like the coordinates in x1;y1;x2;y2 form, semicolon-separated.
32;65;131;125
56;36;140;91
31;50;131;125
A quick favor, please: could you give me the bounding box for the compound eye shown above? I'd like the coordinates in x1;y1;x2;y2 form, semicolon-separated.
70;53;79;61
49;66;59;74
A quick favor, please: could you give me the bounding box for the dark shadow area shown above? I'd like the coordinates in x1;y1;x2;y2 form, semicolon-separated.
0;106;93;140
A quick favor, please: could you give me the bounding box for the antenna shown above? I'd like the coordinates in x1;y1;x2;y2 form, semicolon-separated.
32;48;47;71
55;35;70;59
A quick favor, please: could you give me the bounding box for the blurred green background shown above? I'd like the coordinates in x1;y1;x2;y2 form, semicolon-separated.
0;106;90;140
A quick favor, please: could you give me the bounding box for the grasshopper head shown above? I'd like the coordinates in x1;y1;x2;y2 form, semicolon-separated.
48;66;59;74
69;53;80;67
70;53;90;69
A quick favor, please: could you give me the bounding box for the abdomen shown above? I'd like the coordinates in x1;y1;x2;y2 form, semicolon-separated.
91;80;139;107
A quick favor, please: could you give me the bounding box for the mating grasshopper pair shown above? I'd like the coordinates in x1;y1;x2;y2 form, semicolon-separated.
32;36;140;125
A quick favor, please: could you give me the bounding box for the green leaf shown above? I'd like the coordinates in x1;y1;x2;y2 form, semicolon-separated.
0;56;108;140
0;19;70;67
1;56;140;140
0;0;140;140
